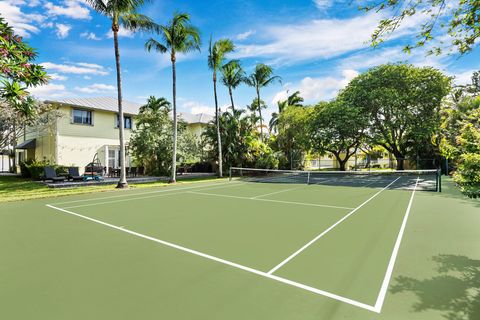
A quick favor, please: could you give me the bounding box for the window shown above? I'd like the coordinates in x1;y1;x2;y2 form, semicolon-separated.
72;109;92;125
116;114;132;129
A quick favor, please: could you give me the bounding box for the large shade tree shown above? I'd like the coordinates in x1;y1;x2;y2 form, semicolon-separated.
145;12;201;183
340;64;451;170
87;0;158;188
208;37;234;177
308;100;368;171
245;63;281;140
270;91;304;134
220;60;245;112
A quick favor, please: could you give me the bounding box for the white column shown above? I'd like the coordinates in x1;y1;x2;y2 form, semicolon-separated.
104;145;109;175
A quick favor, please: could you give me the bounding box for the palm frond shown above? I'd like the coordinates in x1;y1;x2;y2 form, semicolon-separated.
120;12;159;32
145;38;168;53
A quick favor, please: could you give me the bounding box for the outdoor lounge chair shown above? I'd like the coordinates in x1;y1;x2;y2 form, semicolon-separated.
68;167;84;181
43;166;66;182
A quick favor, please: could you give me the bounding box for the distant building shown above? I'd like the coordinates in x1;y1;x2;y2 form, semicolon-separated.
15;97;213;174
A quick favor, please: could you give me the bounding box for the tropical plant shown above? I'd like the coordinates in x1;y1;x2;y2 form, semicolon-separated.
86;0;158;188
247;97;267;129
340;64;451;170
220;60;245;112
307;100;368;171
208;37;235;177
145;12;201;183
270;91;304;133
361;0;480;55
244;63;281;140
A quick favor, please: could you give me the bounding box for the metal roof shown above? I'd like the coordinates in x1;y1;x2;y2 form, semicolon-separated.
45;97;142;115
178;112;214;124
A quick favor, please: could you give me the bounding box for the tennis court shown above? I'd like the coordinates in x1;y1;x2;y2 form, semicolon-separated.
25;168;440;315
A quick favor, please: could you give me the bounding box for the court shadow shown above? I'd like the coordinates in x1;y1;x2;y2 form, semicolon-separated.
391;254;480;319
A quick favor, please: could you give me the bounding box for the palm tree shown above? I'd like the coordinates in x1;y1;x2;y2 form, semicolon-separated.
139;96;171;114
145;12;201;183
220;60;245;112
269;91;303;133
247;97;266;131
208;37;234;177
244;63;281;141
87;0;158;188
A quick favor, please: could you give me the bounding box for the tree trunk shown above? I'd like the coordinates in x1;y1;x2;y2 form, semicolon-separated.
228;86;235;112
113;27;128;188
213;73;223;177
257;88;263;141
12;121;16;173
170;54;177;183
396;157;405;170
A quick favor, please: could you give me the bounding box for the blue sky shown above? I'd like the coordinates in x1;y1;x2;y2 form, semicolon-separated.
1;0;479;118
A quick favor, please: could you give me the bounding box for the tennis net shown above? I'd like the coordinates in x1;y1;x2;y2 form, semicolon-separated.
229;167;441;192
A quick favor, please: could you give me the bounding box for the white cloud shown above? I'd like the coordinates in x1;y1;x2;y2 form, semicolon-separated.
236;30;255;41
49;73;68;81
0;1;44;37
74;83;115;93
55;23;71;39
181;100;215;115
314;0;334;10
449;69;476;86
41;62;109;75
106;27;134;38
234;11;427;65
83;76;92;80
80;31;101;40
272;69;359;103
29;83;69;99
44;0;91;20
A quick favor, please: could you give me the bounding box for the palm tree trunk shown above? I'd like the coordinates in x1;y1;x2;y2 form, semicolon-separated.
257;88;264;142
113;27;128;188
228;86;235;112
213;73;223;177
171;54;177;183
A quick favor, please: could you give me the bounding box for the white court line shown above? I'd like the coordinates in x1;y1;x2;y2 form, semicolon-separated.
373;177;419;313
45;204;377;312
51;180;236;206
56;182;242;209
250;185;305;199
188;191;353;210
267;176;401;275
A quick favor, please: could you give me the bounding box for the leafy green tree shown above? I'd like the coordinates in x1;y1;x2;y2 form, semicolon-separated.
247;97;267;130
244;64;281;141
208;37;234;177
453;123;480;198
275;105;312;170
308;100;368;171
130;96;197;176
87;0;158;188
270;91;304;133
0;16;48;172
361;0;480;55
145;12;201;183
340;64;451;170
221;60;245;112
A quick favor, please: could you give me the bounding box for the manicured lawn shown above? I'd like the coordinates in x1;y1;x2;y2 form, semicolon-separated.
0;175;220;203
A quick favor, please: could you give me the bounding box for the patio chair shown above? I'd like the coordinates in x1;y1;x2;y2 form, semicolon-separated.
138;166;145;176
130;167;137;178
43;166;66;183
68;167;84;182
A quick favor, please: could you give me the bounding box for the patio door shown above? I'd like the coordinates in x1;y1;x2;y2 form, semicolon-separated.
108;149;118;169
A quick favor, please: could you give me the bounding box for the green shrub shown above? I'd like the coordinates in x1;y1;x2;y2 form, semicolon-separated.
19;159;63;180
453;153;480;198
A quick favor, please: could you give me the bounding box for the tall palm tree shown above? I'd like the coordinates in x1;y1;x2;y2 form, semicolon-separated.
269;91;303;133
139;96;171;114
87;0;158;188
220;60;244;112
145;12;201;183
244;63;281;141
208;37;234;177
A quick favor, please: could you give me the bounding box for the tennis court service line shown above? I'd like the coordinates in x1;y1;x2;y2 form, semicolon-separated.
51;180;237;206
250;185;305;199
55;181;243;209
45;204;377;313
373;177;419;313
187;191;354;210
266;176;402;275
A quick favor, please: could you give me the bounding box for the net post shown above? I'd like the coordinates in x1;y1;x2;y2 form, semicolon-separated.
229;167;232;181
307;171;311;185
437;168;442;192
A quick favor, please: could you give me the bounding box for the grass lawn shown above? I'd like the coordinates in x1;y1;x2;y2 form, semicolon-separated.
0;175;220;203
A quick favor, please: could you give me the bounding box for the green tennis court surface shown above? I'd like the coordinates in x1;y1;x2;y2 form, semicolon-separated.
1;176;478;319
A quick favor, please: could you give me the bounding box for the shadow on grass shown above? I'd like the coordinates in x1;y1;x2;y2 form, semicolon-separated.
391;254;480;320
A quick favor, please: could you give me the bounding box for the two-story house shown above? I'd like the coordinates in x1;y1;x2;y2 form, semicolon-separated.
15;97;213;174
